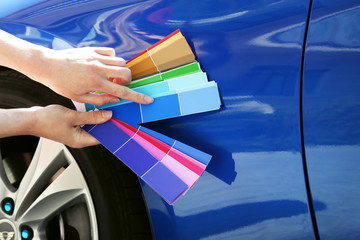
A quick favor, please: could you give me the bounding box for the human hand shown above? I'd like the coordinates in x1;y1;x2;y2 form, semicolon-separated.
29;47;153;105
31;105;112;148
0;31;151;105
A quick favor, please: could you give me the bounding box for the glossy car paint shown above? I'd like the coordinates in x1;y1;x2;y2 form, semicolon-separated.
303;0;360;239
0;0;344;239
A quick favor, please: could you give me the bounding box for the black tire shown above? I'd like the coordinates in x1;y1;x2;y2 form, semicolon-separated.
0;67;153;240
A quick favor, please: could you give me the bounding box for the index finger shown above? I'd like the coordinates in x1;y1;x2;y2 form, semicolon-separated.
100;80;153;104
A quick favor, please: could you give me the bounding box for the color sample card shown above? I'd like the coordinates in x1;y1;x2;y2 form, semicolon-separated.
111;119;207;187
126;30;195;80
84;120;188;204
80;29;221;204
88;82;220;125
139;126;212;166
128;61;202;89
89;71;209;109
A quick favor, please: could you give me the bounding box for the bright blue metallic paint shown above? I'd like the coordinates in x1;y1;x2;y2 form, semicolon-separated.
303;0;360;239
0;1;320;239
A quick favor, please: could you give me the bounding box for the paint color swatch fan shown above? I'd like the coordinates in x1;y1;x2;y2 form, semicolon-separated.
81;30;221;204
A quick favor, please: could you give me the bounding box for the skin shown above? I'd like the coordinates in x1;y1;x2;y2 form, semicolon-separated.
0;30;153;148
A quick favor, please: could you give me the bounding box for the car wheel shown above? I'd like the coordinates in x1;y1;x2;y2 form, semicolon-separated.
0;68;153;240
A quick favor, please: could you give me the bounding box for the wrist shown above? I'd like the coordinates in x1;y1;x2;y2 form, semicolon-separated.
24;107;43;136
21;46;55;85
15;107;42;136
0;107;42;138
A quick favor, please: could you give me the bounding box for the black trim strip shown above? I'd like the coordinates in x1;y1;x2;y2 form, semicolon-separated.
300;0;320;239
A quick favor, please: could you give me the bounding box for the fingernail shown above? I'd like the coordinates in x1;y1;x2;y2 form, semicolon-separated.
102;111;112;118
144;95;153;104
111;78;121;84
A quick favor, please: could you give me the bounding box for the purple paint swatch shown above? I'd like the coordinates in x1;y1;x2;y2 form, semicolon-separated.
114;139;158;176
142;162;188;204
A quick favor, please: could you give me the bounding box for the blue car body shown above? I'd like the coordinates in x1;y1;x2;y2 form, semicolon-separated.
0;0;359;239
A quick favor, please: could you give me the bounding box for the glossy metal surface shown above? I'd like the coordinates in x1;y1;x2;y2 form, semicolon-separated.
0;1;318;239
303;0;360;239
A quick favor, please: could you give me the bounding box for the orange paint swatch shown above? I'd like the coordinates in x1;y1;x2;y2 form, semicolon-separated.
126;30;195;80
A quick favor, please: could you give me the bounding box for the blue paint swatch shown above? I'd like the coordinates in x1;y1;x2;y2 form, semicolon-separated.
86;121;130;153
142;162;188;204
133;80;170;96
141;94;181;123
114;139;158;176
140;127;175;146
99;82;220;124
106;102;142;125
140;126;212;166
179;82;221;116
168;72;208;91
85;103;95;111
173;141;212;166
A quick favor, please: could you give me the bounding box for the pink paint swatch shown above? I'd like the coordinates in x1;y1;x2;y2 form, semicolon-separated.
111;118;204;187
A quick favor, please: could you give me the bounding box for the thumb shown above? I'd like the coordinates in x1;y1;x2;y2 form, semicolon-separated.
73;110;112;126
72;129;101;148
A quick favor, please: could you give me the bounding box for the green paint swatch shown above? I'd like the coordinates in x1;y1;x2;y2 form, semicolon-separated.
128;61;202;89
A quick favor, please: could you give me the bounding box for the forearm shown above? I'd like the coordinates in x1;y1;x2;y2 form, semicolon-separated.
0;30;50;80
0;108;39;138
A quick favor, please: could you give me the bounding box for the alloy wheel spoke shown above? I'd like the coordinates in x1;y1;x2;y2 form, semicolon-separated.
18;162;88;225
0;144;17;197
15;138;72;220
